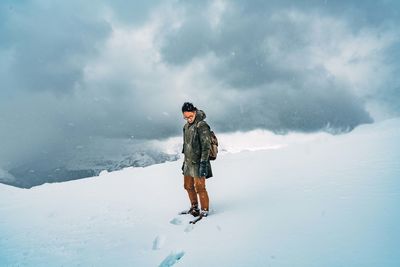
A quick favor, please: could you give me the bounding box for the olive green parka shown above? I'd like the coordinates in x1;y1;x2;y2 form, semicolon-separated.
182;110;213;178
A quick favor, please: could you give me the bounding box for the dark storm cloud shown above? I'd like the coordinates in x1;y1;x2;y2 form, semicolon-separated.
0;0;164;95
159;0;400;132
0;1;111;94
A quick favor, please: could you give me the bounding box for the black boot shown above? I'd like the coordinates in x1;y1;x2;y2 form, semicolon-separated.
188;204;200;217
180;203;200;217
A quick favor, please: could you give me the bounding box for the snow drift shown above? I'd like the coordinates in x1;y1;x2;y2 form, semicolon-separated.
0;118;399;266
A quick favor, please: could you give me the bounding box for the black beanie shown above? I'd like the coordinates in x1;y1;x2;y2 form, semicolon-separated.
182;102;197;112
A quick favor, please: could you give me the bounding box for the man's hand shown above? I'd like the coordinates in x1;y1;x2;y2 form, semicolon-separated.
199;161;208;177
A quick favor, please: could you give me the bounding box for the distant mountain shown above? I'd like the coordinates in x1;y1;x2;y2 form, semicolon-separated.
1;149;179;189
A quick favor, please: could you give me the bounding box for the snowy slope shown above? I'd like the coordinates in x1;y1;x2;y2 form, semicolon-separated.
1;118;399;267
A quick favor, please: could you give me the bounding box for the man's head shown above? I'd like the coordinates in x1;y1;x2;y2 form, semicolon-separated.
182;102;197;124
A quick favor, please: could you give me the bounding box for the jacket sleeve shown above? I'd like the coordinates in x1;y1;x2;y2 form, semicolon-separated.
182;126;185;154
197;121;211;162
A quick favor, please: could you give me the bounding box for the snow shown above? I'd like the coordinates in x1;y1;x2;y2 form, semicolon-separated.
1;118;399;266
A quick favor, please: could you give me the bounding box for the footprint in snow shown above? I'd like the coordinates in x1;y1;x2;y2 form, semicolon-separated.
169;217;183;225
153;235;166;250
159;250;185;267
184;224;194;233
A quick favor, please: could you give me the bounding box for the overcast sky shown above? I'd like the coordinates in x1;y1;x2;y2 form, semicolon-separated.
1;0;400;169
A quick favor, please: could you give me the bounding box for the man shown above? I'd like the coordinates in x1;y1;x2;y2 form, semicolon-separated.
181;102;212;218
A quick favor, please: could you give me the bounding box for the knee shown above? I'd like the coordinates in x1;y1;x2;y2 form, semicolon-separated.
184;176;194;191
184;183;194;191
194;186;206;194
194;180;206;193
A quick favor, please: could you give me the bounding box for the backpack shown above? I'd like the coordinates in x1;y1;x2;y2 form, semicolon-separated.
196;121;219;161
208;130;218;160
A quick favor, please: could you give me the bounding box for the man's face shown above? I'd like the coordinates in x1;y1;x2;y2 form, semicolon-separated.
183;111;196;124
